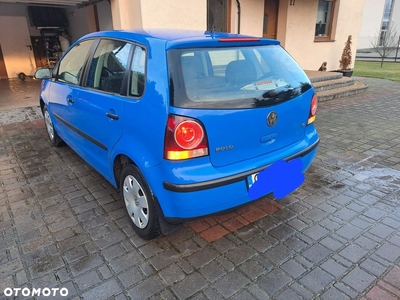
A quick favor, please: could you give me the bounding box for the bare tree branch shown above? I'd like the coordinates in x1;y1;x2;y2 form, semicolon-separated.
371;25;399;67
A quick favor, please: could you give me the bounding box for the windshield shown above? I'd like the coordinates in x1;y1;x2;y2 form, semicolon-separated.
168;45;312;109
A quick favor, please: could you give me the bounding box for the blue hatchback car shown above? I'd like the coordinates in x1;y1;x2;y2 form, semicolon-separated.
35;29;319;239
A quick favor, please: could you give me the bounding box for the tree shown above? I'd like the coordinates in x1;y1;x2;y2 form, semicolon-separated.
339;35;352;70
371;25;399;67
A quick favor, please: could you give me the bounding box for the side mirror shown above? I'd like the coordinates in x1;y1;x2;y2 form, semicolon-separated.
34;68;52;80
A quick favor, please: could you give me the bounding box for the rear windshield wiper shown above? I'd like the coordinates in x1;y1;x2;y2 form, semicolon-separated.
252;83;311;107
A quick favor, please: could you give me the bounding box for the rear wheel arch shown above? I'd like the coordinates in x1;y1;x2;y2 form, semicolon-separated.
113;154;181;238
113;154;134;189
114;155;162;239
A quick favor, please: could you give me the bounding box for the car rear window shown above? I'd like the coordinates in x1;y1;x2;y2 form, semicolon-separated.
168;45;312;109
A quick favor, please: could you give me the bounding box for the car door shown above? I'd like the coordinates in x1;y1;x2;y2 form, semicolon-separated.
71;39;132;179
48;39;96;148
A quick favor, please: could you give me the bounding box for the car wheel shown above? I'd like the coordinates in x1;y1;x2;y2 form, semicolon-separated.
120;164;161;240
43;106;63;147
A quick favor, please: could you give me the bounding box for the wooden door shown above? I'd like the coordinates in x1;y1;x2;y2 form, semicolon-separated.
263;0;279;39
0;45;7;79
31;36;48;68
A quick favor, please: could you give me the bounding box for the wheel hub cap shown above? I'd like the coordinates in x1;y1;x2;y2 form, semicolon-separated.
44;110;54;140
123;175;149;229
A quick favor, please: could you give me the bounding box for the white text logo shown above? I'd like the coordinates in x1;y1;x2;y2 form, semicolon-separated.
3;287;68;297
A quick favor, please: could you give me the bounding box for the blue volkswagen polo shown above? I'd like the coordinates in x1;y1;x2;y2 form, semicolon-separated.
35;29;319;239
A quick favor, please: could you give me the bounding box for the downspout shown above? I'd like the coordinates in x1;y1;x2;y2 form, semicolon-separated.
236;0;241;34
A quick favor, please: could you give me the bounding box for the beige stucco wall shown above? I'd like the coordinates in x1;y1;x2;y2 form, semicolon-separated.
277;0;289;46
110;0;205;30
283;0;365;71
110;0;263;34
358;0;385;49
140;0;206;30
110;0;142;29
109;0;366;71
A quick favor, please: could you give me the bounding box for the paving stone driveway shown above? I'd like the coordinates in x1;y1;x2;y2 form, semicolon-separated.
1;77;400;300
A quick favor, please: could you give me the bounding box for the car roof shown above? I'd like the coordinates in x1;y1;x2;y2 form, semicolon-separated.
79;29;280;49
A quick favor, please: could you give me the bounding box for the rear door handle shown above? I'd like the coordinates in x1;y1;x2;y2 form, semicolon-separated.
106;112;119;120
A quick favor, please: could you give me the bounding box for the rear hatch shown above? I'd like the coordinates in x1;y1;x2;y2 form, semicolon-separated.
167;43;313;167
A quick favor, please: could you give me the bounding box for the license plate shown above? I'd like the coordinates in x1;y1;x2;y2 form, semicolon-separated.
247;172;259;189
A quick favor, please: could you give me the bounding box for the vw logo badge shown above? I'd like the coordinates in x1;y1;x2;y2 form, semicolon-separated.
267;111;278;127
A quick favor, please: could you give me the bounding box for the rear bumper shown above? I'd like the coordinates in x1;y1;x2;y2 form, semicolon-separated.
144;129;319;220
162;144;318;222
163;138;319;193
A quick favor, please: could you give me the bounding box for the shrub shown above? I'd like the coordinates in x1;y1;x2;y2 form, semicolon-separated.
339;35;352;70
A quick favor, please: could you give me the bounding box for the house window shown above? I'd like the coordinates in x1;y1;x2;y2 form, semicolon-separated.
315;0;336;39
380;0;394;46
207;0;229;32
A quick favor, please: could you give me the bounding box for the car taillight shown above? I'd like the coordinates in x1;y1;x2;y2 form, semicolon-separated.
164;114;209;160
307;94;318;125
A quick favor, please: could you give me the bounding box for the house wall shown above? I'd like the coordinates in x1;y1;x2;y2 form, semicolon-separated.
283;0;365;71
110;0;142;29
140;0;206;30
0;15;36;77
0;2;113;78
358;0;385;49
97;1;113;31
0;3;40;78
66;6;96;42
109;0;366;70
0;2;111;47
277;0;289;47
110;0;206;30
110;0;263;34
230;0;264;36
66;2;113;43
0;3;41;36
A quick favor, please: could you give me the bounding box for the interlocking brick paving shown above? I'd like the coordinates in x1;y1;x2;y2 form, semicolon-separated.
1;77;400;299
188;199;283;242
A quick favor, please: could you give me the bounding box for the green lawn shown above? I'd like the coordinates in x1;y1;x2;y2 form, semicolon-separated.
353;60;400;83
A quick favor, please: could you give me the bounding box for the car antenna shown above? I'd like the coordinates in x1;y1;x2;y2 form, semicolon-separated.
209;8;219;33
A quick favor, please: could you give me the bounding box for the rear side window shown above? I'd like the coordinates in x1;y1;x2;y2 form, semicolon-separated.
86;39;132;94
129;46;146;97
168;45;312;109
57;39;95;85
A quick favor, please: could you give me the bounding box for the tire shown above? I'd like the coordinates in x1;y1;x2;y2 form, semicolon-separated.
43;106;63;147
120;164;161;240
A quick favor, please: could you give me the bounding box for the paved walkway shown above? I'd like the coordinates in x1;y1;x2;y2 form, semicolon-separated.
1;77;400;299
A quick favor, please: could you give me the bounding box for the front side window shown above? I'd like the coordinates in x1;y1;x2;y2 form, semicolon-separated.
57;39;94;85
168;45;311;109
315;0;336;39
86;39;132;94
